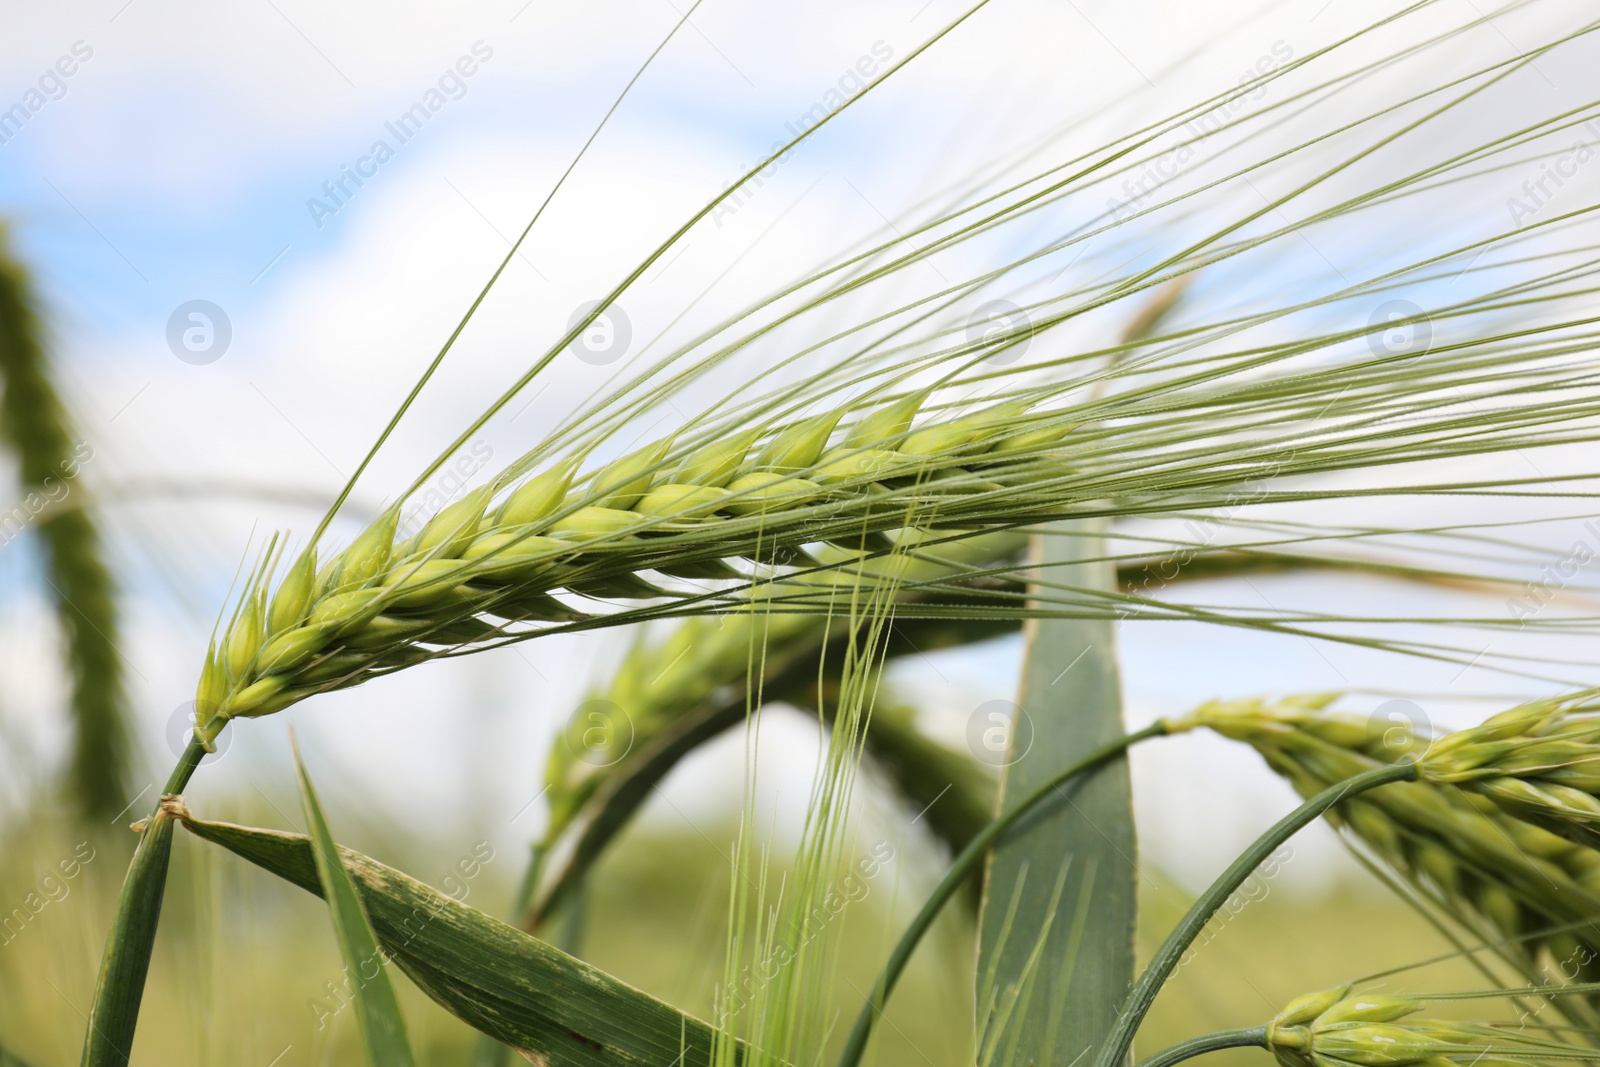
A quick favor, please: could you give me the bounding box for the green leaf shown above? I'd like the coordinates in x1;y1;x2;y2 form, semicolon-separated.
976;518;1136;1067
169;803;743;1067
292;739;417;1067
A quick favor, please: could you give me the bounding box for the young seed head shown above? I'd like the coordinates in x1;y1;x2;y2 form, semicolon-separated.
194;394;1077;737
1416;694;1600;850
1186;696;1600;1025
1267;987;1596;1067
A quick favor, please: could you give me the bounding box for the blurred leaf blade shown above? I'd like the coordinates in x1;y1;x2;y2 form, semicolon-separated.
171;804;740;1067
292;741;417;1067
0;1042;39;1067
976;518;1136;1067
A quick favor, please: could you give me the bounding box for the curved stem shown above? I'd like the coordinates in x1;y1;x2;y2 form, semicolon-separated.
1094;760;1418;1067
1136;1027;1269;1067
835;721;1169;1067
164;737;207;796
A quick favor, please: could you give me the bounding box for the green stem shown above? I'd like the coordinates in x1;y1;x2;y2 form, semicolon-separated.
1134;1027;1268;1067
1093;761;1418;1067
80;739;208;1067
835;721;1169;1067
163;737;207;795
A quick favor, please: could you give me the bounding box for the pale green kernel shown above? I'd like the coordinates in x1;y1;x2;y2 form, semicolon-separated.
550;506;645;539
306;587;387;634
634;483;732;518
722;473;822;515
1273;985;1349;1029
267;549;318;636
843;391;926;448
811;448;910;485
224;594;265;680
414;485;493;559
254;623;335;675
755;411;843;472
676;430;761;487
590;440;672;510
339;506;400;587
499;462;577;527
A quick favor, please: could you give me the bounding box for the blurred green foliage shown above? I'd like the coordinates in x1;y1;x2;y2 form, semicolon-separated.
0;788;1492;1067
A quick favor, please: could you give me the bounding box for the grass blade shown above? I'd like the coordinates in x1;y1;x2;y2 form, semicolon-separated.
291;737;417;1067
168;802;744;1067
976;517;1136;1067
0;1042;39;1067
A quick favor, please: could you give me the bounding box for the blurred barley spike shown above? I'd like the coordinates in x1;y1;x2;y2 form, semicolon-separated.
1174;696;1600;1028
540;533;1016;841
0;225;130;819
521;535;1014;928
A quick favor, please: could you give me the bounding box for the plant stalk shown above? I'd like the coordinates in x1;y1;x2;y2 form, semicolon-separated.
1134;1027;1269;1067
1092;760;1419;1067
835;721;1169;1067
79;739;207;1067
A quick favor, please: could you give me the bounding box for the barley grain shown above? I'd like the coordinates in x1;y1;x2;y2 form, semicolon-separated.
194;393;1071;743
